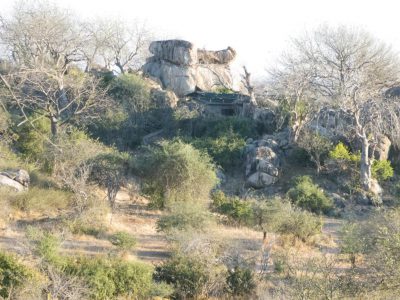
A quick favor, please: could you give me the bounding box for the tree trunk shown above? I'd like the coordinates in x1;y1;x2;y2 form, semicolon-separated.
50;116;58;138
116;61;125;74
360;135;372;191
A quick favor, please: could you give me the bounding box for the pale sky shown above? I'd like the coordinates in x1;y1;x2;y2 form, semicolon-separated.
2;0;400;79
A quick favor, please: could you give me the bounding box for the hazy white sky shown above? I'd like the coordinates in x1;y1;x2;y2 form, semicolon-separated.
2;0;400;78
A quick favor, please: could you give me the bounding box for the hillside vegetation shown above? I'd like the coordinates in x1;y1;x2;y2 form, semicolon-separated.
0;2;400;300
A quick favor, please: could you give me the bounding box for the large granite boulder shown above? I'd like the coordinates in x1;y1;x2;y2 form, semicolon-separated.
0;169;30;192
143;40;235;97
149;40;197;66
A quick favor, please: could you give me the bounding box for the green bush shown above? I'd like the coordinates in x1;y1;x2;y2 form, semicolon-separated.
372;159;394;182
14;117;51;163
137;139;218;209
212;191;253;226
26;228;62;265
329;142;359;162
0;251;34;299
226;266;256;296
189;131;246;169
64;257;154;300
157;201;214;232
251;198;322;242
109;231;136;251
287;176;333;214
90;73;172;149
193;116;256;139
278;208;323;242
154;254;211;298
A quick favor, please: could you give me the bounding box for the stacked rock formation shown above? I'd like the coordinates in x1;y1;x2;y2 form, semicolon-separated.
142;40;236;97
245;136;281;189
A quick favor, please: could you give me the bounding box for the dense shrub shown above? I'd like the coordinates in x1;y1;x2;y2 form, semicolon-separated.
157;201;214;232
287;176;333;214
251;198;322;242
192;116;256;139
64;257;154;300
189;131;246;169
154;254;211;298
137;139;218;208
278;208;323;241
26;228;62;265
0;251;35;298
372;159;394;182
109;231;137;251
14;117;51;163
226;266;256;296
89;73;172;149
212;191;253;226
329;142;359;162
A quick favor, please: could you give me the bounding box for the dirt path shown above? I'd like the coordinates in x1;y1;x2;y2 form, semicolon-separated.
320;217;343;255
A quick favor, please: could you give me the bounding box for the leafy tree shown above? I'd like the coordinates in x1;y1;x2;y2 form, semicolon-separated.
137;140;218;209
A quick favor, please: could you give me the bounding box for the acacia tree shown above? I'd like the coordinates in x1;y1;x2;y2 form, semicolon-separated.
274;26;400;191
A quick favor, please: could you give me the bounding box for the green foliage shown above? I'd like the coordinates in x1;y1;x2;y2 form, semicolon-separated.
329;142;360;162
287;176;333;214
90;73;172;149
154;254;211;298
226;266;256;296
8;187;73;213
0;251;34;299
278;208;323;242
372;159;394;182
14;117;51;163
109;231;136;251
212;191;253;226
137;139;218;209
110;73;151;109
189;131;246;169
251;198;322;241
157;201;214;232
26;228;62;265
213;86;235;94
193;116;256;139
64;257;154;300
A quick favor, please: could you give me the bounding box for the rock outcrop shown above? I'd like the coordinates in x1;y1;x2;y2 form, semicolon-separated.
142;40;235;97
374;135;391;161
0;169;30;192
245;136;281;189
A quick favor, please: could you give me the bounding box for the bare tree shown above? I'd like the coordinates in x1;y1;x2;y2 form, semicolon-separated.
0;68;109;137
0;2;110;137
268;53;317;142
297;128;332;173
98;19;151;74
273;25;400;191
